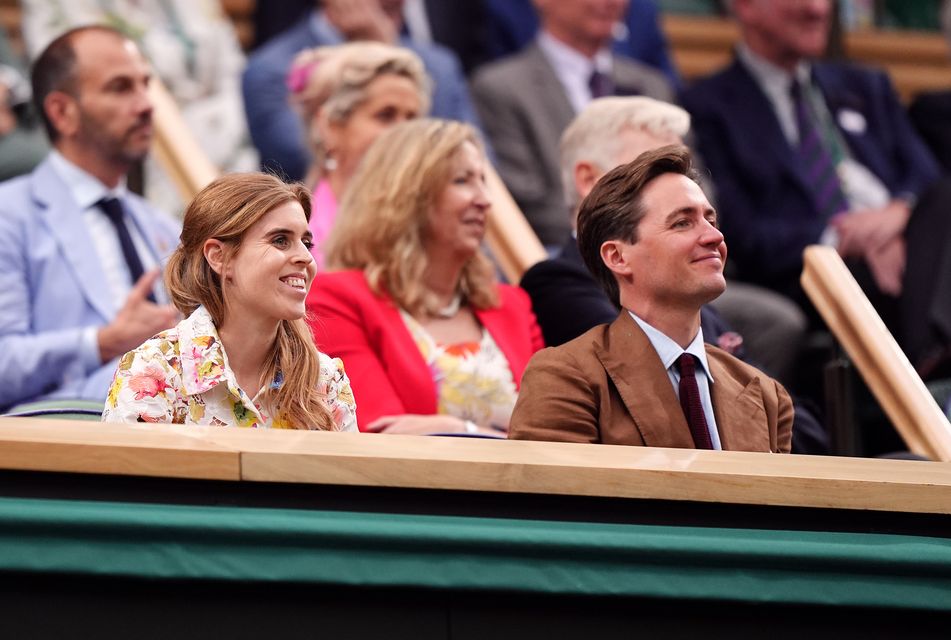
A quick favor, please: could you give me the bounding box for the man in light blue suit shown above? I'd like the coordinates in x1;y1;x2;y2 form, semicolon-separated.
242;0;482;181
0;26;180;410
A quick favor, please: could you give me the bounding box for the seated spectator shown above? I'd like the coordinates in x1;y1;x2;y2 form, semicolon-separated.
23;0;259;214
0;26;179;410
103;173;356;430
520;95;824;453
244;0;481;182
682;0;951;371
288;42;429;266
510;145;793;452
483;0;681;87
470;0;675;246
308;118;543;435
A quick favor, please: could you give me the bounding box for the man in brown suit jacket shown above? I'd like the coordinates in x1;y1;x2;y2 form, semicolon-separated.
510;145;793;452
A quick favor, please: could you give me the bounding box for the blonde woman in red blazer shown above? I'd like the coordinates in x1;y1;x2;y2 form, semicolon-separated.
307;119;544;435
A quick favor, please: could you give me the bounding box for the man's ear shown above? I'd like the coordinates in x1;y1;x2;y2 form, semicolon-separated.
573;161;602;202
44;91;80;139
203;239;228;277
600;240;633;278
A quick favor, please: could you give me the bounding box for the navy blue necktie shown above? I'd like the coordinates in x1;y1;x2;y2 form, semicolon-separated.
676;354;713;450
97;197;155;303
588;69;614;99
790;80;849;220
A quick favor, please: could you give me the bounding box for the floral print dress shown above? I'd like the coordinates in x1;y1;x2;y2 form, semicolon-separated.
102;307;357;430
400;311;517;431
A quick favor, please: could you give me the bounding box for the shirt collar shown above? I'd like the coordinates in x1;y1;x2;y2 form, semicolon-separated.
737;43;811;94
47;149;128;211
628;311;714;382
537;30;612;80
177;306;285;399
177;306;230;396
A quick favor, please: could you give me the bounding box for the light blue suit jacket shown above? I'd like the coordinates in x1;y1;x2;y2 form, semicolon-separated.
0;157;181;409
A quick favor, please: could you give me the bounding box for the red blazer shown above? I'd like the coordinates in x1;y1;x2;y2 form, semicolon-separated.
307;270;544;430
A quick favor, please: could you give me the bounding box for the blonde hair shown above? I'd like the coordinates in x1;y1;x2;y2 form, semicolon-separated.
559;96;690;210
288;42;431;172
325;118;499;316
165;173;336;431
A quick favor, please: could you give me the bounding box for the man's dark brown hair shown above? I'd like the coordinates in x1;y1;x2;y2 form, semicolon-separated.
30;25;128;142
576;144;700;307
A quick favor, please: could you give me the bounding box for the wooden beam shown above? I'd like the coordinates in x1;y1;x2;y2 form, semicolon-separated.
4;418;951;514
148;77;220;201
801;245;951;461
484;163;547;283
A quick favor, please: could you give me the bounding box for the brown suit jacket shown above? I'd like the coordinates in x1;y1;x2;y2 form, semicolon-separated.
509;313;793;452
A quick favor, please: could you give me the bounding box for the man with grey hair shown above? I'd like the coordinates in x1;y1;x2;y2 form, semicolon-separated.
521;96;808;387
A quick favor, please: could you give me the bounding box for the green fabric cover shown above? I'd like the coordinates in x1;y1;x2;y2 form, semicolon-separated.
1;496;949;610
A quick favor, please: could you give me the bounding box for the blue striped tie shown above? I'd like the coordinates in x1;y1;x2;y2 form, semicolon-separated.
790;80;849;220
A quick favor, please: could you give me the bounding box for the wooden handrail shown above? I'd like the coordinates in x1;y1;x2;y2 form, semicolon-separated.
148;77;545;282
3;418;951;513
148;78;220;200
801;245;951;461
484;164;547;281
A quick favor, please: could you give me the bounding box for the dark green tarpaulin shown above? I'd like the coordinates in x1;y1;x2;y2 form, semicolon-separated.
1;496;949;610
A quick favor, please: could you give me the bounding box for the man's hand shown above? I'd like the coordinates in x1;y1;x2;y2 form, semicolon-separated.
323;0;398;43
833;199;910;258
365;414;505;436
865;235;905;297
97;269;180;362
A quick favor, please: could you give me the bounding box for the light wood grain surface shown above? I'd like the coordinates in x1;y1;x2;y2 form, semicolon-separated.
802;246;951;461
4;418;951;514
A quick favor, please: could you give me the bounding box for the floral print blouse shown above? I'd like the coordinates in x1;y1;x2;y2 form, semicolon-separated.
400;311;517;430
102;307;357;430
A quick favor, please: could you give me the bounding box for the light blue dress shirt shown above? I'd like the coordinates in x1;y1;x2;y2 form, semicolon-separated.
629;311;722;450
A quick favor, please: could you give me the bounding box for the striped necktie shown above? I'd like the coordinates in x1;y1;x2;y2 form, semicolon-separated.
790;79;849;220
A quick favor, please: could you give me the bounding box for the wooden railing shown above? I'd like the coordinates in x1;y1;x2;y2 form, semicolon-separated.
663;14;951;101
2;417;951;512
801;245;951;461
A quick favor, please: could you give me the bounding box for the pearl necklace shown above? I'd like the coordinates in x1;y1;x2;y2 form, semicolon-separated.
434;293;462;319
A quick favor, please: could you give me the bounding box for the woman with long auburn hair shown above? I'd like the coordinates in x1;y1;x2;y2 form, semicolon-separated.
103;173;356;429
308;119;543;435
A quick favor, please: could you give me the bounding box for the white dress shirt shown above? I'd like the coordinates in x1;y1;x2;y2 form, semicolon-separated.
629;311;722;450
537;30;614;114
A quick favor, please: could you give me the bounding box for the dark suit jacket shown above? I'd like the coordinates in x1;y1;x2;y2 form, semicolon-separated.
682;58;940;289
909;90;951;175
470;42;674;245
509;312;793;452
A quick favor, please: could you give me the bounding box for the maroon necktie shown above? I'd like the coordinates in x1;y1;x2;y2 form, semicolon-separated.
676;353;713;450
